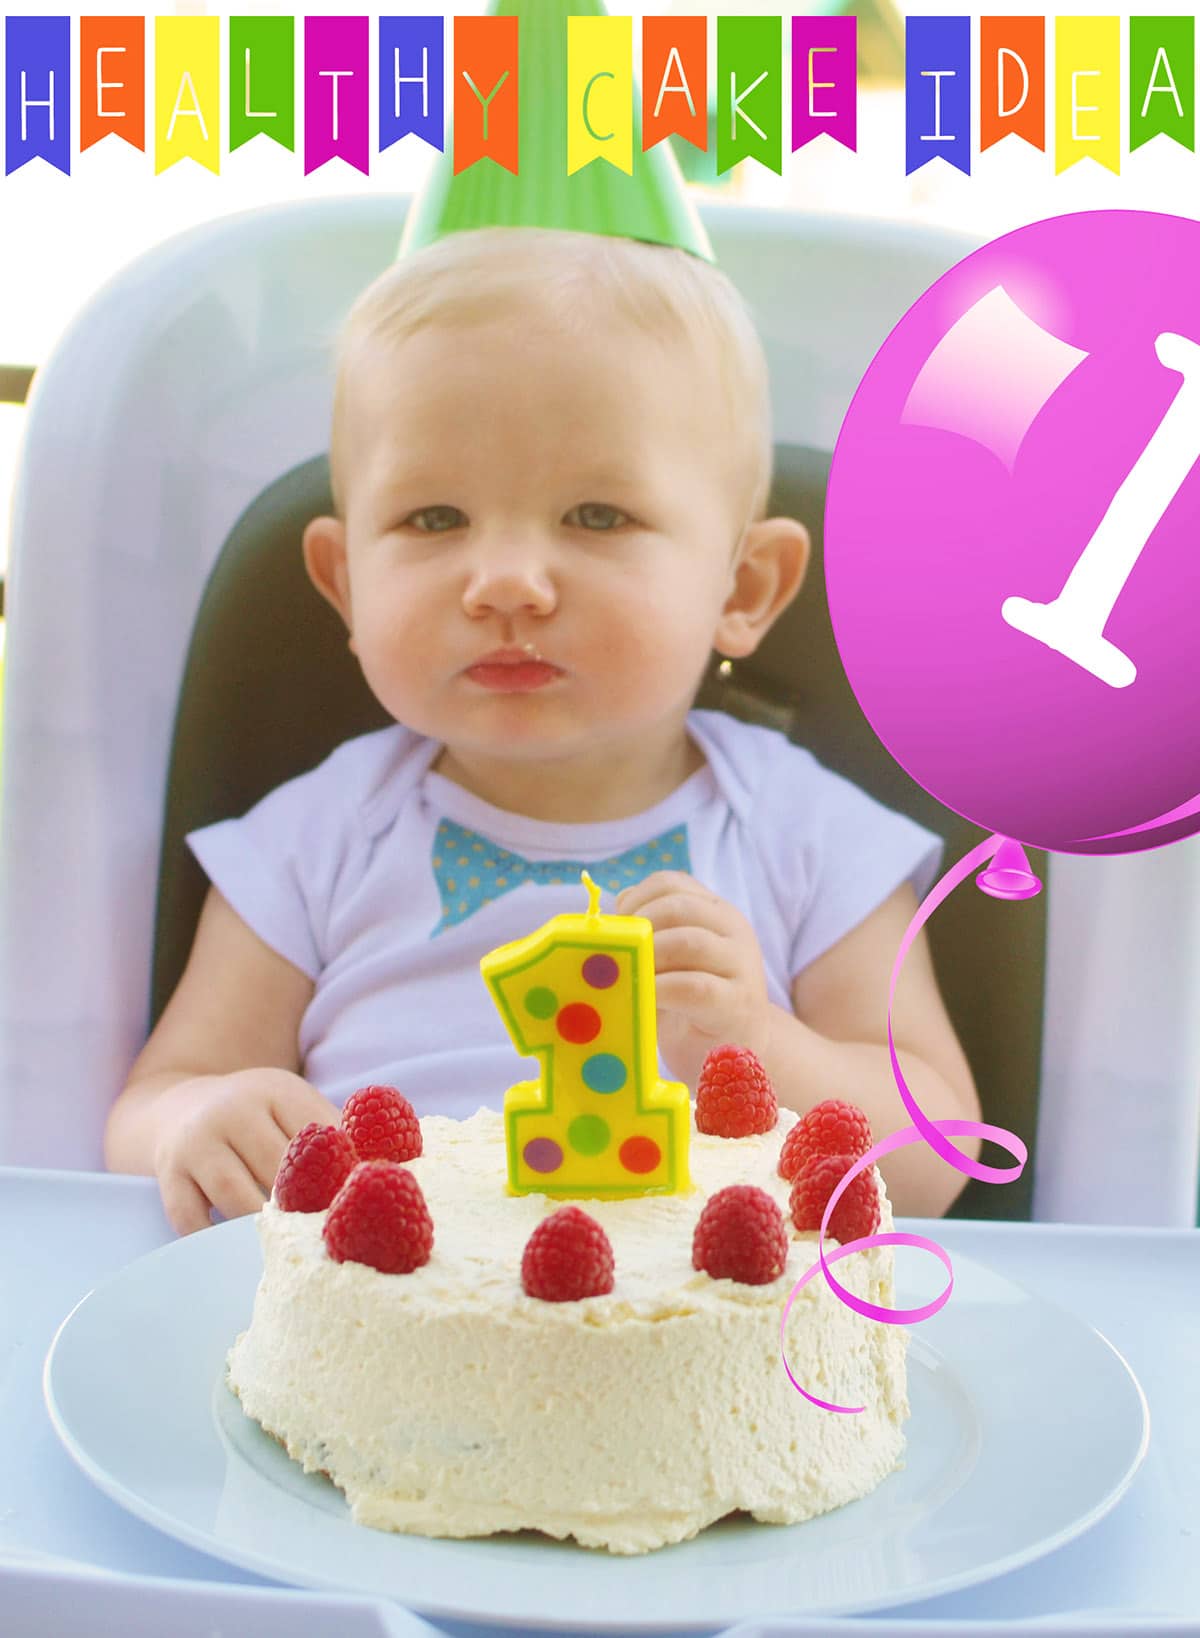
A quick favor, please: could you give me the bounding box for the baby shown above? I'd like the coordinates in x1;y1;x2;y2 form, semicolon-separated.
104;225;979;1234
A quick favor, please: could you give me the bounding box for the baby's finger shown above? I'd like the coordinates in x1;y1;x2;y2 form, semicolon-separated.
627;891;740;938
193;1149;269;1225
616;871;711;915
651;925;738;979
231;1115;294;1197
653;968;724;1023
271;1078;343;1138
160;1169;216;1238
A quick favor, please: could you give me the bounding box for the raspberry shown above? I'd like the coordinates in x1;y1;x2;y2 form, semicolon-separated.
341;1084;422;1163
692;1185;789;1285
274;1122;357;1213
789;1152;881;1245
695;1044;778;1138
323;1160;434;1274
521;1207;615;1302
778;1099;873;1182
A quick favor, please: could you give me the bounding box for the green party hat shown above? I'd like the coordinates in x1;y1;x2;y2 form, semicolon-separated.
398;0;714;262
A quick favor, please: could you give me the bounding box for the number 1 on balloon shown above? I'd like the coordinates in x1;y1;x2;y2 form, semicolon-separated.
1002;331;1200;689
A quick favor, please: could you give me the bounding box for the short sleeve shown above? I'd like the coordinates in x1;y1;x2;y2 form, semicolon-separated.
702;715;943;982
186;726;421;981
188;783;329;980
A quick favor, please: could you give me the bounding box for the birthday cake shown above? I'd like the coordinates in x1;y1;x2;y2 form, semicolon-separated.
226;1098;908;1555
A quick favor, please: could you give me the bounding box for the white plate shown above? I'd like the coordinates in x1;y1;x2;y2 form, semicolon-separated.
43;1215;1148;1632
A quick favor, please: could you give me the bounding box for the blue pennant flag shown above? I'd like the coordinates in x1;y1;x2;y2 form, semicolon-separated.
906;14;971;177
379;14;444;156
6;15;71;176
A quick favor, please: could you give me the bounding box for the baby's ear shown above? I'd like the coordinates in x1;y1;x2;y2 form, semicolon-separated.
302;515;353;628
716;516;810;658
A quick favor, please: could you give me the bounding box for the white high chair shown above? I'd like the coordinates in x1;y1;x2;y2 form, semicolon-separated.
2;195;1197;1225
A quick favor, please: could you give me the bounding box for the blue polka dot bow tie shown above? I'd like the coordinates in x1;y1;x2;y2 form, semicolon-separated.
431;818;693;934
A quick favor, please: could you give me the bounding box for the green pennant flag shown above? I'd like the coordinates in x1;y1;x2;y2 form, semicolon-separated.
230;16;295;154
1130;16;1194;154
716;15;783;178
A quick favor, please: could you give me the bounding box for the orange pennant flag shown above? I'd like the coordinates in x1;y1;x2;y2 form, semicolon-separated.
80;15;145;153
980;16;1045;153
643;15;706;153
454;15;518;175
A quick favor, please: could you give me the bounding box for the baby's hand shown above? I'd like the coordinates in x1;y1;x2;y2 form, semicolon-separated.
151;1069;342;1236
615;872;771;1091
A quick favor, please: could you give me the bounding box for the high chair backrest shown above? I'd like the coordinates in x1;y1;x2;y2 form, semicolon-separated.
2;196;1195;1225
153;441;1045;1227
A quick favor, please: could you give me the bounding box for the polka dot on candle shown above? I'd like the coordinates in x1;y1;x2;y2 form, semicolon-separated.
581;1053;626;1094
568;1115;610;1156
557;1002;602;1044
582;954;619;989
524;1138;563;1174
620;1135;661;1174
525;987;558;1020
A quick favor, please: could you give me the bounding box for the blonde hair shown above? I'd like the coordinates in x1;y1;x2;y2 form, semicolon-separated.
328;226;773;526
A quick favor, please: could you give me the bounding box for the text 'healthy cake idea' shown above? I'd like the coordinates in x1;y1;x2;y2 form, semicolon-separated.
227;1048;909;1556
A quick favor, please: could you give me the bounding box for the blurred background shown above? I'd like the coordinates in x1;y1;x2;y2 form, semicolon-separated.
2;0;1196;717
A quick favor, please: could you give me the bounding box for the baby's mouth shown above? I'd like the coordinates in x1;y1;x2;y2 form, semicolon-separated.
465;647;564;693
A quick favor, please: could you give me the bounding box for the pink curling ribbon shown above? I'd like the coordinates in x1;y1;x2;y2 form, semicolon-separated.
781;833;1030;1413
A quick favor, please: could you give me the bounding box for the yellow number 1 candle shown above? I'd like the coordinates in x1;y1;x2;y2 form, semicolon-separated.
481;872;692;1198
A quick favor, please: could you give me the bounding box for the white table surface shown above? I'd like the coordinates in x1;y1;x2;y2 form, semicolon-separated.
1;1167;1196;1637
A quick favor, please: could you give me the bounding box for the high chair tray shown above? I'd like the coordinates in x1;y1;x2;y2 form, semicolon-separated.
2;1167;1196;1634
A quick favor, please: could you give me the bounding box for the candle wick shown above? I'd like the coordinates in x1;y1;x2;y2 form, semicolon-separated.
581;869;601;918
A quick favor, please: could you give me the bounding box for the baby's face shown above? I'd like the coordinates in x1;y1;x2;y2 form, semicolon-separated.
312;308;751;769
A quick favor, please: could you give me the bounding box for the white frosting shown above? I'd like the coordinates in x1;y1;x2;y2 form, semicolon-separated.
227;1107;908;1553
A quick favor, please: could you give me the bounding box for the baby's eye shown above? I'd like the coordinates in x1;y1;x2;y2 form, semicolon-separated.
568;502;631;531
404;505;467;533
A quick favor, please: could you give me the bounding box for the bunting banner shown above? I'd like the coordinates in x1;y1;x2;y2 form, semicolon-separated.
453;13;518;175
5;14;70;176
1056;14;1120;175
716;14;782;177
230;16;293;156
1129;14;1194;155
906;14;970;176
792;14;856;154
642;13;705;154
380;14;444;157
567;14;633;176
80;15;144;156
9;12;1200;185
155;15;219;176
980;14;1044;154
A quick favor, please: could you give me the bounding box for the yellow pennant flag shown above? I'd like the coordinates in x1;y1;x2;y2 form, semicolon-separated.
155;15;220;175
1056;15;1120;175
567;15;633;177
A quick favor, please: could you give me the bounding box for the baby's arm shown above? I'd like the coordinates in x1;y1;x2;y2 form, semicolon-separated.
774;884;980;1218
105;886;340;1235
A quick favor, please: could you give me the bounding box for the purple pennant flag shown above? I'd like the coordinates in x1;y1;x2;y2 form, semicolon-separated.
792;15;856;152
305;15;370;175
5;15;70;176
906;14;971;176
380;15;444;155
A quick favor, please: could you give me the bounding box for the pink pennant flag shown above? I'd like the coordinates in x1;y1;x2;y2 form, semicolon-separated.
792;15;856;153
305;15;369;175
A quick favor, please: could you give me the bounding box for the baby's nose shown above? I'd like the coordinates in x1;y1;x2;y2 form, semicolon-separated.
461;546;557;618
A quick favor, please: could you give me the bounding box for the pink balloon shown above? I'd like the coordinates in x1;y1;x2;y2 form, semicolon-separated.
825;210;1200;855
